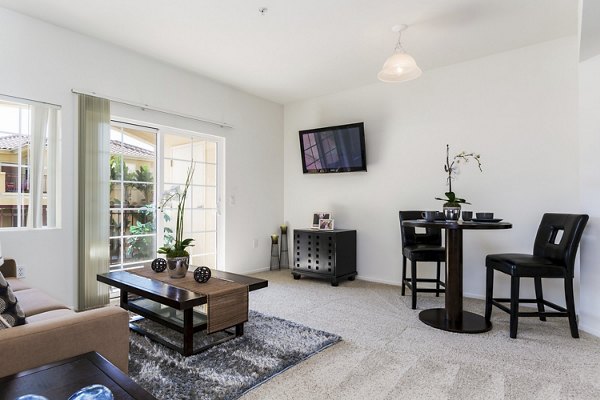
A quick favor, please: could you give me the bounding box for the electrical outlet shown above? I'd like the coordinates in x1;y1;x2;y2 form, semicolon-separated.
17;265;26;279
252;239;259;249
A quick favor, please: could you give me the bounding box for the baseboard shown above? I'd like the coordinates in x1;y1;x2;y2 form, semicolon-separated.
579;313;600;337
355;275;401;287
224;267;271;275
463;291;486;301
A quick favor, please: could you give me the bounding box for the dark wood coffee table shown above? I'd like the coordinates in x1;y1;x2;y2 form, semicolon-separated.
97;269;268;356
0;352;156;399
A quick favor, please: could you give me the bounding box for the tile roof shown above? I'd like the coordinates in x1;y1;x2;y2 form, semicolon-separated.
0;134;154;159
110;141;155;159
0;135;28;150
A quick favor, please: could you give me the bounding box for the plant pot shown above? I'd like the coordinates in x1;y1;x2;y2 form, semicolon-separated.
167;256;189;278
443;202;461;221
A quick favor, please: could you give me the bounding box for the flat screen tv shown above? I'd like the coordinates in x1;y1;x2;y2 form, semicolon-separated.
299;122;367;173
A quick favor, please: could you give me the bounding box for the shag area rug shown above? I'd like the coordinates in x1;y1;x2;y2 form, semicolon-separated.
128;310;341;400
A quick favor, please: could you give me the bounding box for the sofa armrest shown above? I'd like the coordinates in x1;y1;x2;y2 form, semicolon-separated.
0;306;129;378
0;258;17;278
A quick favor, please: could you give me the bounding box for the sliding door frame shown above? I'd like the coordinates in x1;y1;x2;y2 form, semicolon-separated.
112;116;225;271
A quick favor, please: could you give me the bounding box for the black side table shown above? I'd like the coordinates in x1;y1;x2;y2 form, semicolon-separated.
292;229;357;286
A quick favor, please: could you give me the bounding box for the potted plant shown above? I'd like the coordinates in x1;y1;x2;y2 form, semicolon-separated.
435;144;482;219
158;163;195;278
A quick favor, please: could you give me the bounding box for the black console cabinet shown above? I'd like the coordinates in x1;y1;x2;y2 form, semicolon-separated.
292;229;357;286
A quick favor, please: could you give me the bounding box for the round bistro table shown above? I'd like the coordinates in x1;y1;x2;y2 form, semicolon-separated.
402;219;512;333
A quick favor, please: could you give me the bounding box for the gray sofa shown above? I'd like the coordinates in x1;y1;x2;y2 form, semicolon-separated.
0;259;129;378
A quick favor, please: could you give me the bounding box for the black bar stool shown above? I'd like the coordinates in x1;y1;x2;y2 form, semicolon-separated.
485;213;588;338
399;211;446;309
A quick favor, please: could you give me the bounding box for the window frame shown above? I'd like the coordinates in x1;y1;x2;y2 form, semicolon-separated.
0;97;59;230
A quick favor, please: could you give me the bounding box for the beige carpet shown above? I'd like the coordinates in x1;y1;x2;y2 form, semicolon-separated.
243;270;600;400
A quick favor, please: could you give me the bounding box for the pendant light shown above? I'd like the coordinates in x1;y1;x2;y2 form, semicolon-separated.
377;24;422;83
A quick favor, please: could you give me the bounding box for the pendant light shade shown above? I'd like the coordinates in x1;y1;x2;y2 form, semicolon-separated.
378;25;422;83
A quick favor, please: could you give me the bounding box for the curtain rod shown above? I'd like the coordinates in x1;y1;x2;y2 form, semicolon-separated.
0;93;62;109
71;89;233;129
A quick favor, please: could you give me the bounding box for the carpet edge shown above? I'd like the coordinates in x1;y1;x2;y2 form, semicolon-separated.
236;335;342;399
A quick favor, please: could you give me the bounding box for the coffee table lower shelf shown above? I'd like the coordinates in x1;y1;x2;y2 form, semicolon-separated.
127;298;243;356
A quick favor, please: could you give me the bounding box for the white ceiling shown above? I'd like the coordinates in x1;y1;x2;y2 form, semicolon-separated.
0;0;578;104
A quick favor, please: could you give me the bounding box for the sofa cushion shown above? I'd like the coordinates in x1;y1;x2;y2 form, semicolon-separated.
0;272;26;328
26;308;75;324
15;288;70;317
6;277;31;292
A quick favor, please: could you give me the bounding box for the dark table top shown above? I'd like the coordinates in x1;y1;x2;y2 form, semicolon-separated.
403;219;512;230
97;268;268;310
0;352;156;400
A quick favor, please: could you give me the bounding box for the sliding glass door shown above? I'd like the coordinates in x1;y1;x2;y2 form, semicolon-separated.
108;121;222;276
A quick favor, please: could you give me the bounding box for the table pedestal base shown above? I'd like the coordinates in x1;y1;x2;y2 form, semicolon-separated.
419;308;492;333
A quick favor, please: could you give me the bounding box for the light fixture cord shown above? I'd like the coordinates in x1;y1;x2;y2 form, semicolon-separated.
394;31;405;53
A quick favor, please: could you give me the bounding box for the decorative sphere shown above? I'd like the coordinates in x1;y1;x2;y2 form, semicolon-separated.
151;258;167;272
68;384;113;400
194;266;211;283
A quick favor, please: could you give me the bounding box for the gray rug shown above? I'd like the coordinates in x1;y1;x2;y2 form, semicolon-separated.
128;310;341;400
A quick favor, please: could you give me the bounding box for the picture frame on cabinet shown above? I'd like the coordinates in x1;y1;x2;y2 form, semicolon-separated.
319;218;334;230
312;212;331;228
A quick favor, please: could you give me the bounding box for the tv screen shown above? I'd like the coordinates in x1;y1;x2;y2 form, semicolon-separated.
299;122;367;173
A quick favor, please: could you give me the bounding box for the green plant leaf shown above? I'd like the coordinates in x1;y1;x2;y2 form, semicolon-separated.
157;246;171;254
180;238;195;248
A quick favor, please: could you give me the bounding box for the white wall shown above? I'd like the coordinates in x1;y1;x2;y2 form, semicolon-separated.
284;37;581;310
0;8;283;307
579;54;600;336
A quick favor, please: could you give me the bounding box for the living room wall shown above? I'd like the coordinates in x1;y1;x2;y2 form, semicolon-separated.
0;7;284;307
283;37;585;324
578;54;600;336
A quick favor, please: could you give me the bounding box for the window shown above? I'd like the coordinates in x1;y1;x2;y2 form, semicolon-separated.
0;98;59;228
108;121;221;274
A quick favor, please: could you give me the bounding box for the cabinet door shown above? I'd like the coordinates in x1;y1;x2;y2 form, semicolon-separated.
293;231;333;275
306;232;320;272
315;233;335;274
293;232;315;272
294;232;307;270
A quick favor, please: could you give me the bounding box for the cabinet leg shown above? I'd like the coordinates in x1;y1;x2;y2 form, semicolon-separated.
348;275;356;281
292;273;301;280
331;279;339;287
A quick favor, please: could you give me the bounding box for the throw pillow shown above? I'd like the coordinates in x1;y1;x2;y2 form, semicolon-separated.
0;271;26;328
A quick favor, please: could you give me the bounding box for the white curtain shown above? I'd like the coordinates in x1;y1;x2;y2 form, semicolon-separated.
27;105;58;228
78;94;110;310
